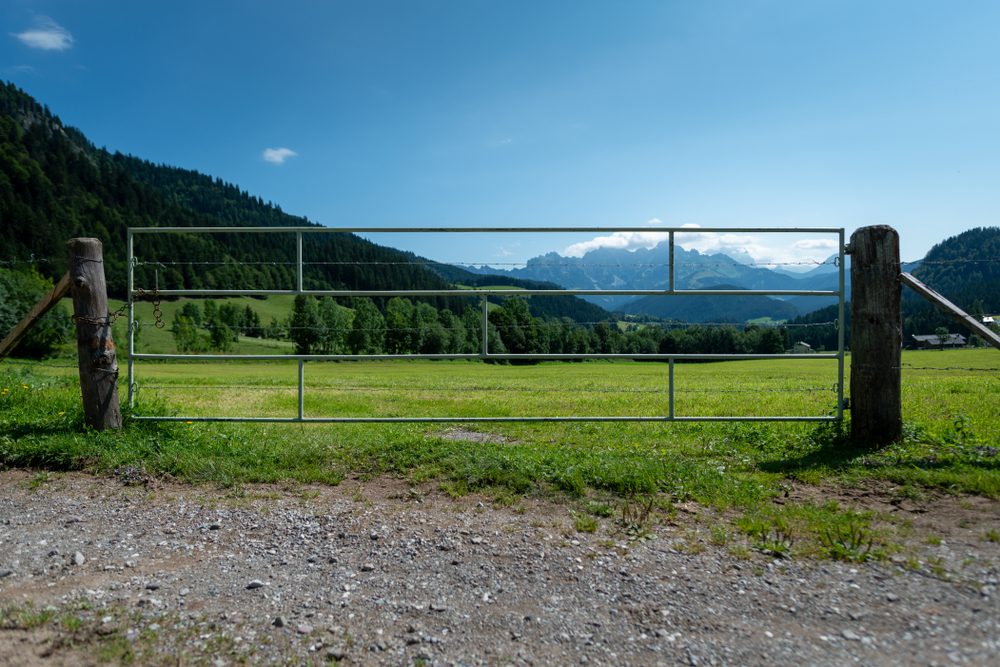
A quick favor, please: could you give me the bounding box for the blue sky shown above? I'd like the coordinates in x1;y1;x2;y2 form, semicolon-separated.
3;1;999;266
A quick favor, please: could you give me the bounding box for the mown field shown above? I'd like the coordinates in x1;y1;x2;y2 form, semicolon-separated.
2;348;998;560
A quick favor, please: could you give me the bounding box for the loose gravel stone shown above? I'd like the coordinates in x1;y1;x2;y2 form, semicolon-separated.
0;470;998;667
72;551;85;566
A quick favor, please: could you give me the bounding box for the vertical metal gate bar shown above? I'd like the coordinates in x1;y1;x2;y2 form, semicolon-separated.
668;358;675;419
127;229;135;410
480;295;489;356
298;358;305;420
296;232;304;293
668;231;675;293
836;228;846;420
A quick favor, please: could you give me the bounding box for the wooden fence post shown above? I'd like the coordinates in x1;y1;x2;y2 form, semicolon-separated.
68;238;122;431
849;225;901;445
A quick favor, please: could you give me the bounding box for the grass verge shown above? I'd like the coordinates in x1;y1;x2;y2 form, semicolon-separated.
2;349;998;561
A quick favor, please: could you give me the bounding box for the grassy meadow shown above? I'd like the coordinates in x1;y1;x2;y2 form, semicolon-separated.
2;347;998;561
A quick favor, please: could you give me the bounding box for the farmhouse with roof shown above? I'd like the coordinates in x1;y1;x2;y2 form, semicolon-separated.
910;333;967;349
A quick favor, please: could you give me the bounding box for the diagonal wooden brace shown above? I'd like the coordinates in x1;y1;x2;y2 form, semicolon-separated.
900;272;1000;351
0;271;71;360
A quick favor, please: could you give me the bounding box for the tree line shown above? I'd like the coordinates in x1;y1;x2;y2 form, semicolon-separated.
171;295;791;359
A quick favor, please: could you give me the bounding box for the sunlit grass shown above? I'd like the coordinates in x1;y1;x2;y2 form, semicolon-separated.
4;348;998;560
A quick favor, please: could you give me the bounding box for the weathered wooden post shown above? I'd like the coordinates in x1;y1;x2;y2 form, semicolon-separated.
849;225;901;445
68;238;122;431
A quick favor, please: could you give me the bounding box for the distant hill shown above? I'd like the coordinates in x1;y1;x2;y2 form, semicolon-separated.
623;285;801;323
0;81;606;323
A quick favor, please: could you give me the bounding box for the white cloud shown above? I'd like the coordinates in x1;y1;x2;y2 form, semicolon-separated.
677;227;836;267
13;17;73;51
262;147;298;165
564;222;837;267
793;239;837;251
563;219;668;257
564;231;669;257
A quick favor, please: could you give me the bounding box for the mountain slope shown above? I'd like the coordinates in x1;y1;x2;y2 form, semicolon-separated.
623;285;801;323
0;81;458;300
0;81;609;322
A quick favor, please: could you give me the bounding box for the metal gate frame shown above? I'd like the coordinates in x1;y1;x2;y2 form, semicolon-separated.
126;226;846;423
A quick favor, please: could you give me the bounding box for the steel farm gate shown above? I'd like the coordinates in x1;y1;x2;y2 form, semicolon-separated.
125;226;846;424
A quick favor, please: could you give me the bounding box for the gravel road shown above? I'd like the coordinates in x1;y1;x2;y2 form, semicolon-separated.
1;469;998;666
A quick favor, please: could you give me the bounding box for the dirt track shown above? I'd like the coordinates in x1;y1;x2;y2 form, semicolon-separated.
1;470;998;665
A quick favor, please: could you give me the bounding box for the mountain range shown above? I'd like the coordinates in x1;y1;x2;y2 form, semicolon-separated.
463;243;848;321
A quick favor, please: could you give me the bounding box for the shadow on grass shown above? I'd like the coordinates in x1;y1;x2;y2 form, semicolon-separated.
759;421;1000;477
757;421;876;474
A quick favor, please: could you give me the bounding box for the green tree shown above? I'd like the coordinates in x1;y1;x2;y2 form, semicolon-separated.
179;301;202;328
489;297;540;357
318;297;351;353
217;302;243;341
289;295;320;354
210;322;233;352
413;302;447;354
384;297;415;353
171;313;203;352
241;305;261;337
202;299;218;330
348;297;385;354
0;267;72;358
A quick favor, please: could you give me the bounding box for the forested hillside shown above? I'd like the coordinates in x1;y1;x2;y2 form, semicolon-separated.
0;81;455;304
902;227;1000;337
787;226;1000;349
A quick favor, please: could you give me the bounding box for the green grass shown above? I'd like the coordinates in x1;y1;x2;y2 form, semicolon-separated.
2;348;998;560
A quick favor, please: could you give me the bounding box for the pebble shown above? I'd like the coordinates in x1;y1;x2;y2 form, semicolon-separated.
273;616;286;628
0;569;12;578
72;551;86;566
246;580;266;590
145;582;161;590
360;563;375;572
297;624;313;635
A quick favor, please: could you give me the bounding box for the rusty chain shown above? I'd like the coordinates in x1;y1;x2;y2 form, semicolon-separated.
71;287;163;329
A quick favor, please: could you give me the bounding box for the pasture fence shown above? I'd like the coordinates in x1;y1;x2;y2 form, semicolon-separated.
123;225;848;425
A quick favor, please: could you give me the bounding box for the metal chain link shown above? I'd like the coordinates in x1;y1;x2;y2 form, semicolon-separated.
70;286;163;328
